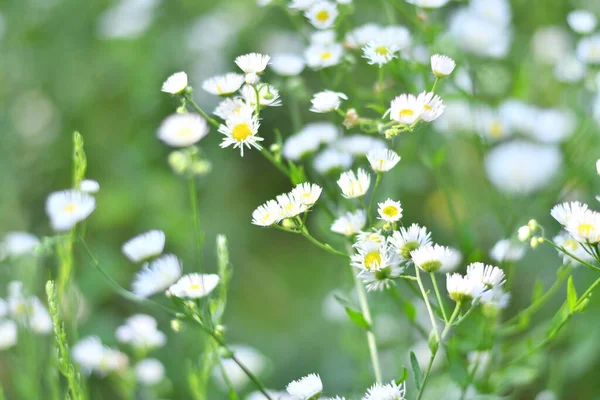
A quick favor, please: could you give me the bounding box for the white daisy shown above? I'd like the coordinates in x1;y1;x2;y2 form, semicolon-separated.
474;106;512;141
270;53;305;76
490;239;526;262
567;10;597;35
0;320;17;350
135;359;165;386
305;43;344;69
355;230;386;248
167;273;220;299
305;2;338;30
345;23;382;49
116;314;166;350
122;230;166;263
566;209;600;244
389;224;432;260
438;247;463;273
313;148;353;174
551;201;589;227
161;71;188;94
553;231;595;266
72;336;128;376
286;373;323;400
337;169;371;198
213;98;254;120
310;90;347;113
466;262;506;288
252;200;282;227
202;73;245;96
362;380;406;400
389;94;423;125
276;193;307;219
240;84;282;108
45;190;96;232
377;199;403;223
0;232;39;258
157;113;209;147
235;53;270;75
418;91;445;122
446;273;486;303
218;112;263;156
363;40;399;66
431;54;456;77
291;183;323;206
411;244;455;273
79;179;100;194
330;210;367;236
576;34;600;65
132;254;182;298
336;135;386;156
367;148;401;172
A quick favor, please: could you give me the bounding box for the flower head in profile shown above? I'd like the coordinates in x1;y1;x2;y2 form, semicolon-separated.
167;273;220;299
362;380;406;400
79;179;100;194
161;72;188;94
202;73;245;96
286;373;323;400
310;90;347;113
446;273;486;303
291;183;323;206
337;169;371;198
550;201;588;226
367;148;401;173
411;244;455;273
418;91;445;121
157;113;209;147
466;262;506;288
45;190;96;232
430;54;456;77
330;210;367;236
218;112;263;156
235;53;270;74
377;199;403;223
276;193;307;219
132;254;182;298
389;94;423;125
305;2;338;30
122;230;166;263
252;200;282;227
389;224;432;260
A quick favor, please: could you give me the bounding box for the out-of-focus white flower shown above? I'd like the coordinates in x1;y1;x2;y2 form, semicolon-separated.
367;148;400;173
213;345;267;390
553;231;595;266
363;40;399;66
157;113;209;147
567;10;597;35
289;0;318;11
286;373;323;400
202;73;245;95
122;230;166;263
405;0;450;7
247;391;295;400
345;23;382;49
377;199;403;223
270;54;305;76
116;314;166;350
480;287;510;309
337;169;371;198
474;106;512;142
336;135;386;156
389;224;432;260
484;140;562;195
276;193;307;219
305;43;344;69
305;2;338;30
438;247;462;273
535;391;558;400
518;225;531;242
551;201;589;226
577;34;600;64
97;0;160;40
310;90;347;113
362;380;406;400
490;239;526;262
167;273;220;299
214;98;254;121
389;94;423;124
331;210;366;236
466;262;505;288
132;254;182;298
434;100;473;134
449;9;511;59
283;122;339;161
219;112;263;156
79;179;100;194
471;0;512;27
531;26;571;65
7;282;51;334
310;29;337;45
431;54;456;77
382;25;412;50
252;200;282;227
554;56;587;83
411;244;455;273
72;336;128;376
0;320;17;350
240;84;282;108
528;109;576;144
291;183;323;206
0;232;39;258
161;72;188;94
446;273;486;302
45;190;96;232
314;148;352;174
566;209;600;244
135;358;165;385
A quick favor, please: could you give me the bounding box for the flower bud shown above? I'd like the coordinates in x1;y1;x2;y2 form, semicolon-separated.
530;237;539;249
168;151;190;175
517;226;531;242
343;108;359;129
528;219;538;231
171;319;183;332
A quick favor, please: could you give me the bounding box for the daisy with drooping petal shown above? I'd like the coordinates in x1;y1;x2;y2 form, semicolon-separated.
446;273;486;303
389;224;432;260
286;373;323;400
122;230;166;263
252;200;282;227
337;169;371;198
157;113;209;147
566;209;600;244
116;314;166;350
132;254;182;298
270;53;306;76
550;201;589;226
362;380;406;400
219;112;263;156
276;193;307;219
291;183;323;206
161;72;188;94
310;90;347;113
45;190;96;232
166;273;220;299
363;40;399;66
235;53;270;75
79;179;100;194
305;1;338;30
418;91;445;122
202;73;245;96
367;148;401;173
430;54;456;77
305;43;344;69
567;10;597;35
331;210;366;236
377;199;403;223
213;98;254;120
411;244;455;273
466;262;506;288
240;84;282;108
389;94;423;124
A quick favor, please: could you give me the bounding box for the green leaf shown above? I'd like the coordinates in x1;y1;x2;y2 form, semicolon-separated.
395;368;408;385
567;276;577;312
288;161;307;185
403;301;417;322
410;351;423;390
333;294;354;309
344;307;371;330
574;298;589;313
531;280;544;303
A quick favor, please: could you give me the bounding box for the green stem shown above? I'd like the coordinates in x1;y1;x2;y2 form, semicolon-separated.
431;77;440;93
416;349;438;400
184;94;220;128
188;165;203;271
544;239;600;273
377;66;385;106
415;266;440;342
441;302;462;339
367;173;382;222
430;272;448;322
300;228;348;258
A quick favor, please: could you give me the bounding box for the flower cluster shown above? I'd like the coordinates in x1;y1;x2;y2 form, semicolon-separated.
252;183;322;227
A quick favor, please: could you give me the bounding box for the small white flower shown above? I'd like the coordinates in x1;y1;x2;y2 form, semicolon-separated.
45;190;96;232
132;254;182;298
214;98;254;120
157;113;209;147
567;10;597;35
283;122;339;161
554;55;587;83
235;53;270;75
202;73;245;95
576;34;600;65
362;380;406;400
363;41;399;66
79;179;100;194
336;135;386;156
405;0;451;8
438;247;463;273
270;53;305;76
331;210;366;236
490;239;525;262
305;43;344;69
411;244;455;273
161;71;188;94
311;29;337;45
116;314;166;350
305;2;338;30
345;23;383;49
252;200;282;227
310;90;347;113
389;94;423;125
466;262;505;288
167;273;220;299
0;320;17;350
553;231;595;266
313;148;353;174
377;199;403;223
389;224;432;260
135;358;165;386
517;225;531;242
286;373;323;400
289;0;318;11
550;201;589;226
122;230;166;263
0;232;39;258
219;112;263;156
291;183;323;206
240;84;282;108
276;193;307;219
446;273;486;302
566;209;600;244
337;169;371;198
73;336;128;376
431;54;456;77
7;283;52;334
367;148;401;172
418;91;445;122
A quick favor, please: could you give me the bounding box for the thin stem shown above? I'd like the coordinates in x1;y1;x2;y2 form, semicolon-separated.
416;349;437;400
252;85;261;115
184;94;220;128
377;66;385;106
430;272;448;322
544;239;600;273
441;302;462;339
415;266;440;342
259;147;290;178
188;162;203;271
367;173;382;222
431;77;440;93
300;228;348;258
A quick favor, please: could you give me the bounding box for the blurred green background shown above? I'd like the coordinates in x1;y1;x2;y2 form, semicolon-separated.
2;0;600;399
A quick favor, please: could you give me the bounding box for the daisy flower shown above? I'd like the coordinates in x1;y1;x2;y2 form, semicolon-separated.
377;199;403;223
0;320;17;350
336;135;386;156
45;190;96;232
314;148;353;174
337;169;371;198
202;73;245;96
567;10;597;35
305;2;338;30
490;239;526;262
550;201;588;226
122;230;166;263
218;112;263;156
161;71;188;94
291;183;323;206
466;262;506;288
362;380;406;400
252;200;282;227
310;90;347;113
72;336;128;376
446;273;486;303
553;231;595;266
389;224;432;260
79;179;100;194
355;230;386;248
235;53;270;75
131;254;182;298
166;273;220;299
430;54;456;78
286;373;323;400
566;209;600;244
213;98;254;120
418;91;445;122
276;193;307;219
240;84;282;108
411;244;455;273
116;314;166;350
270;53;305;76
157;113;209;147
305;43;344;69
0;232;39;258
330;210;366;236
363;41;399;66
389;94;423;125
135;359;165;386
367;148;401;172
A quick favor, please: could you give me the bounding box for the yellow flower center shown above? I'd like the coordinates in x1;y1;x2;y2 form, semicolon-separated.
375;46;389;56
63;203;77;214
189;283;203;291
565;239;579;251
378;160;385;169
399;109;414;119
232;123;252;142
364;251;382;270
316;10;329;22
178;126;193;137
216;85;223;94
578;223;595;236
424;104;432;111
382;205;399;217
490;121;503;137
321;51;332;60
